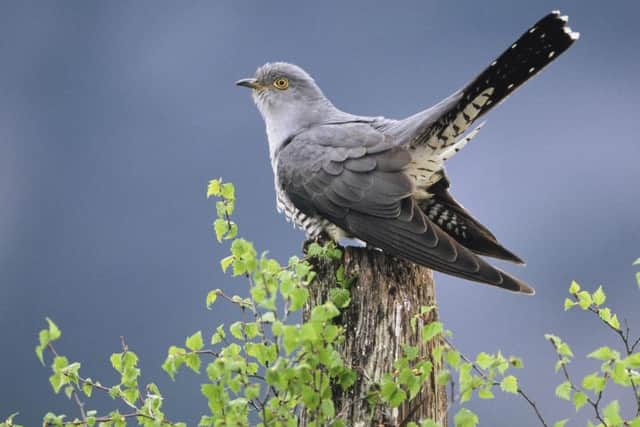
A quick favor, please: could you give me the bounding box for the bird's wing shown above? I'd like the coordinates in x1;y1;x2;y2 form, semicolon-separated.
386;11;579;154
277;122;533;294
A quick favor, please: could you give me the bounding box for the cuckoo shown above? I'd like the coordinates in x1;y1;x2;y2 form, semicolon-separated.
236;11;580;294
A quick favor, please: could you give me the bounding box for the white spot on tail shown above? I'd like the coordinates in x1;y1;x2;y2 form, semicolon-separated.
563;26;580;40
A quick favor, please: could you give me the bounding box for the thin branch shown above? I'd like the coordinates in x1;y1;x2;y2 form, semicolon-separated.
585;304;638;357
47;343;88;425
70;387;87;425
444;338;549;427
548;340;609;427
516;389;549;427
44;411;169;426
45;341;178;426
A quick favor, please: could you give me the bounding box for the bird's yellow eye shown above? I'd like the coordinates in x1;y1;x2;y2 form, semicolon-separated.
273;77;289;90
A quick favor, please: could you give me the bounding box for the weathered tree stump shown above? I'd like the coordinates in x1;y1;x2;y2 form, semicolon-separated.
302;246;447;426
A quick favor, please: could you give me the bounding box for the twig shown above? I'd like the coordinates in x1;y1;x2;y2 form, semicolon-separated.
516;389;548;427
548;340;609;427
44;341;178;426
444;338;549;427
47;343;88;425
44;411;167;426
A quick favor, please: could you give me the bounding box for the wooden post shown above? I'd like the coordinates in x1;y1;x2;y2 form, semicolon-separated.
302;246;448;426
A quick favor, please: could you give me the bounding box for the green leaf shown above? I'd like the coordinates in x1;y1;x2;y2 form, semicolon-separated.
572;391;587;411
403;345;419;361
221;182;235;200
306;242;323;257
611;361;630;385
260;311;275;323
185;331;204;351
229;322;244;340
220;256;234;273
244;322;260;339
569;280;580;294
592;286;606;306
582;372;606;392
564;298;575;311
634;258;640;266
609;313;621;330
206;179;221;198
436;370;451;385
282;326;299;354
557;342;574;358
211;325;225;344
421;321;443;342
122;387;139;405
553;420;569;427
310;302;340;322
46;318;61;341
629;417;640;427
329;288;351;309
245;383;261;400
636;271;640;289
500;375;518;394
454;408;479;427
82;379;93;397
206;289;219;308
587;346;618;361
478;388;495;399
185;353;201;373
577;290;592;309
289;287;309;312
555;381;572;400
624;352;640;369
320;398;335;418
35;345;45;365
380;378;407;408
475;352;494;369
213;219;228;242
603;400;623;426
110;353;123;373
445;350;461;368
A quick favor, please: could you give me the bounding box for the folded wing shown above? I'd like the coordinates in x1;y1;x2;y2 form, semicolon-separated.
277;123;534;294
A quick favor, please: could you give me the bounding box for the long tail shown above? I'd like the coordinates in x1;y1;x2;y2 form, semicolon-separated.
466;10;580;116
414;11;580;154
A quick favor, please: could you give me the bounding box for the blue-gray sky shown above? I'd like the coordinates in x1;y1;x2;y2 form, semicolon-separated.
1;1;638;426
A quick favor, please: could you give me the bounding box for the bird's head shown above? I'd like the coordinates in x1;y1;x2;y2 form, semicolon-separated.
236;62;342;156
236;62;327;115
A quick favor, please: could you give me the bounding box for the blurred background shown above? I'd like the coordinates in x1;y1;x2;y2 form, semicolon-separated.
1;1;638;425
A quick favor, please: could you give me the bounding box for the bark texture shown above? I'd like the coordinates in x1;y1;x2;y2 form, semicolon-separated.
301;246;447;426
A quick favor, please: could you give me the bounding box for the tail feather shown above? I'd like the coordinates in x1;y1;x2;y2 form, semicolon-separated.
416;11;579;153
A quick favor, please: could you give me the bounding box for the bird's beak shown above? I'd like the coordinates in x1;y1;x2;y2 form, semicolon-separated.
235;78;261;90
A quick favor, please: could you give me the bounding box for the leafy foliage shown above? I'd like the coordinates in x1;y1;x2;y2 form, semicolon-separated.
4;178;639;427
544;276;640;427
176;181;353;426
